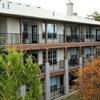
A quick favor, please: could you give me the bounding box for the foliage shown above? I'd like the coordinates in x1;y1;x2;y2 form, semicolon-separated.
86;11;100;21
0;48;42;100
0;37;5;54
73;57;100;100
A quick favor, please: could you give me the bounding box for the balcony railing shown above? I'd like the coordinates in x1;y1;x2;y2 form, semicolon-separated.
68;58;79;68
50;60;65;72
0;33;100;45
50;86;65;100
41;92;45;100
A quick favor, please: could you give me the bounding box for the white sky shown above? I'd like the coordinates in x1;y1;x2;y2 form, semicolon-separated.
9;0;100;17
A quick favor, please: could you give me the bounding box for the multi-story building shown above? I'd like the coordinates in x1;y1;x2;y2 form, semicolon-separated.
0;0;100;100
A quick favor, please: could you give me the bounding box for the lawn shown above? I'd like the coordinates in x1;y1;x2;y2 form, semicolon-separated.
63;95;80;100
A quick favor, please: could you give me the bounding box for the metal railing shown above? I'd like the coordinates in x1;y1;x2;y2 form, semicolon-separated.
0;33;100;45
50;86;65;100
41;92;45;100
68;58;79;68
50;60;65;72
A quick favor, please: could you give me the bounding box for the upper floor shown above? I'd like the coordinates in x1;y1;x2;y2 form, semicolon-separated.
0;17;100;46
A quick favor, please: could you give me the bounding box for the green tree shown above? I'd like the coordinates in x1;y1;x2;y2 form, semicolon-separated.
0;37;5;54
0;48;42;100
86;11;100;21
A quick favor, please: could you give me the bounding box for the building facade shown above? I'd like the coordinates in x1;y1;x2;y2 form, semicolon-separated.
0;0;100;100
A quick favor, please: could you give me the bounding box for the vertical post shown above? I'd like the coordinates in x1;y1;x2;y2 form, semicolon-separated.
64;48;69;95
45;49;50;100
91;46;94;62
45;21;48;44
64;23;66;43
79;25;81;42
90;26;92;42
20;18;22;44
79;46;82;66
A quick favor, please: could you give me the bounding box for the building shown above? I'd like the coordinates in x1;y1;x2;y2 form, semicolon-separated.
0;0;100;100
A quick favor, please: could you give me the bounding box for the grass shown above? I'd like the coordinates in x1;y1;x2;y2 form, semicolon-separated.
63;95;80;100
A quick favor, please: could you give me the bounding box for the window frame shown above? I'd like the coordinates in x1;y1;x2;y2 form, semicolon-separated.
42;23;57;39
96;29;100;41
71;26;77;38
50;77;57;92
43;50;57;65
86;27;91;38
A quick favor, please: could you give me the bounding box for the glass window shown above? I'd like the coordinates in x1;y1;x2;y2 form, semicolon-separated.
71;48;77;59
86;48;90;58
42;23;57;38
7;4;10;9
2;3;4;8
86;27;91;38
50;77;57;92
22;23;28;39
71;27;77;38
43;50;57;65
96;30;100;41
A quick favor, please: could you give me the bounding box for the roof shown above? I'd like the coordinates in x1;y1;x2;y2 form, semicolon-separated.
0;0;100;25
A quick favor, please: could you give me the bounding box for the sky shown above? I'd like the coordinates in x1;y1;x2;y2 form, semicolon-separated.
9;0;100;17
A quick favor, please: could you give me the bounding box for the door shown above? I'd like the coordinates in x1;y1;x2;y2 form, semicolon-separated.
32;26;37;43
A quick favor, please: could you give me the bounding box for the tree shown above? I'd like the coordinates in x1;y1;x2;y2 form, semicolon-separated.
0;37;5;54
0;48;42;100
86;11;100;21
73;57;100;100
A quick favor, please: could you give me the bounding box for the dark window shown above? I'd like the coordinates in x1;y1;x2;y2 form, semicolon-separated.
7;4;10;9
2;3;5;8
96;30;100;41
71;27;77;38
86;27;91;38
23;23;28;39
42;23;57;38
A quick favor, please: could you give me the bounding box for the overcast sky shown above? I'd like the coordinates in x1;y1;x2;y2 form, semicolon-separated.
9;0;100;17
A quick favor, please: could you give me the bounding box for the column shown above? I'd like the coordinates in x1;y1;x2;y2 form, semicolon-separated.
20;18;22;44
79;25;81;42
45;49;50;100
45;21;48;44
64;48;69;95
79;46;82;66
64;23;66;43
90;46;94;62
20;85;26;97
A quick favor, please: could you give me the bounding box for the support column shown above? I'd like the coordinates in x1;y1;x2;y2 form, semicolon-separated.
64;23;66;43
20;85;26;97
90;46;94;62
64;48;69;95
45;49;50;100
45;21;48;44
20;18;22;44
79;47;82;66
79;25;81;42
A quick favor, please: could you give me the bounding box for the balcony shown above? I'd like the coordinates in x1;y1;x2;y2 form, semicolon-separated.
68;58;79;68
49;60;65;72
0;33;100;45
50;86;65;100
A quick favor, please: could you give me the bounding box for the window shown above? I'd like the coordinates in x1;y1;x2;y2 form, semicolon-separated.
22;23;28;39
43;50;57;65
71;48;77;59
50;77;57;92
7;4;10;9
2;3;5;8
86;48;90;58
96;30;100;41
71;27;77;38
42;23;57;38
86;27;91;38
